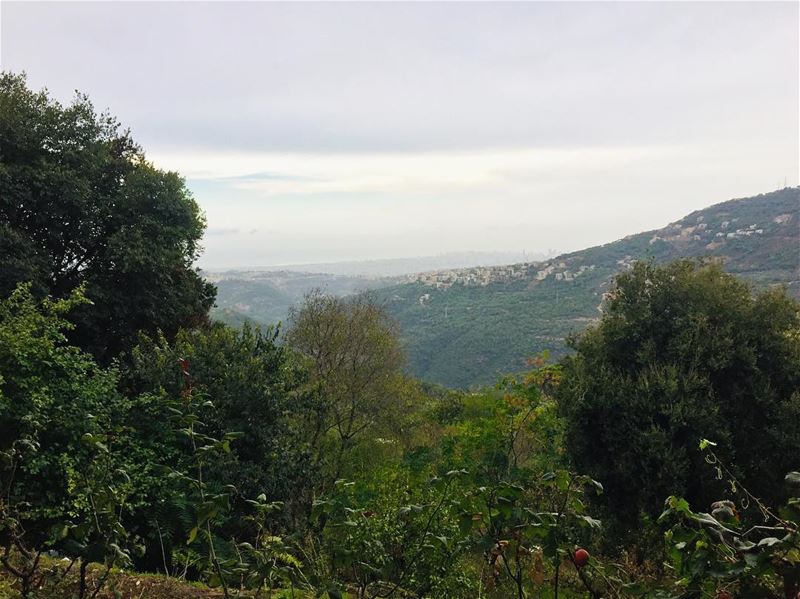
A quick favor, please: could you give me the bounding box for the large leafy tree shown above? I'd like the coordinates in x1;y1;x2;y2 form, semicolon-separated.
557;260;800;528
285;291;409;489
0;72;215;361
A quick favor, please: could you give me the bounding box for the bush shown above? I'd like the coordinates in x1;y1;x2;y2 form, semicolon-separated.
557;260;800;531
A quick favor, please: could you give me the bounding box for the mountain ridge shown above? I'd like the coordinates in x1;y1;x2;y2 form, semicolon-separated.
397;188;798;291
376;187;799;387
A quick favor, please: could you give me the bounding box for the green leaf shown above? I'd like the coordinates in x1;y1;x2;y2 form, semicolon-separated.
579;515;602;529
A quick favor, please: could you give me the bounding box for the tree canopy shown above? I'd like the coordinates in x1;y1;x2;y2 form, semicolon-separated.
285;291;411;488
556;259;800;529
0;72;215;361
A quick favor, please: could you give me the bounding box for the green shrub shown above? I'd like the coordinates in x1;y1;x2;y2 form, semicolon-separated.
557;260;800;530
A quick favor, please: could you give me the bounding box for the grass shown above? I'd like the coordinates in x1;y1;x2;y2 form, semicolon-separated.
0;557;222;598
0;554;314;599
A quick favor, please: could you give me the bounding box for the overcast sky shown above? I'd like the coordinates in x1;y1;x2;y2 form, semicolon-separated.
2;1;798;268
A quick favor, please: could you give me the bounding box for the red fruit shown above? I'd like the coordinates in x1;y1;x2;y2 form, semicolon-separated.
716;592;732;599
573;548;589;568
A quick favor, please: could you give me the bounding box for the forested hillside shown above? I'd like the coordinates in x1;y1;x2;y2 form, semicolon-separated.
380;188;799;387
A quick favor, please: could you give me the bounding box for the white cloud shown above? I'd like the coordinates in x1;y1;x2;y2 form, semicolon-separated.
149;146;671;197
154;141;798;268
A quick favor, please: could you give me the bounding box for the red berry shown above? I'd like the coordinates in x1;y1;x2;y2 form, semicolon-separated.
573;548;589;568
716;592;732;599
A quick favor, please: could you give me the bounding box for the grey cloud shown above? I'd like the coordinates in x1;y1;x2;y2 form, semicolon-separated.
3;2;796;153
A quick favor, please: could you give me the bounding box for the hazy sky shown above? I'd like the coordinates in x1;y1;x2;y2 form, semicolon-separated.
2;1;798;268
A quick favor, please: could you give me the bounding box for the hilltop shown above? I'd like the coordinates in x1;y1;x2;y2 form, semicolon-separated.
377;188;799;387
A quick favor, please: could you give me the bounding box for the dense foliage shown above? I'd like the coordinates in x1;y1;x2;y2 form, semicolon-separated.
557;260;800;532
122;323;313;573
0;284;134;597
285;290;412;491
0;72;215;361
660;440;799;598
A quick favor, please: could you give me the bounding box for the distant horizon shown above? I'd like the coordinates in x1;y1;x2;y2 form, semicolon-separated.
198;185;795;273
200;249;556;273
